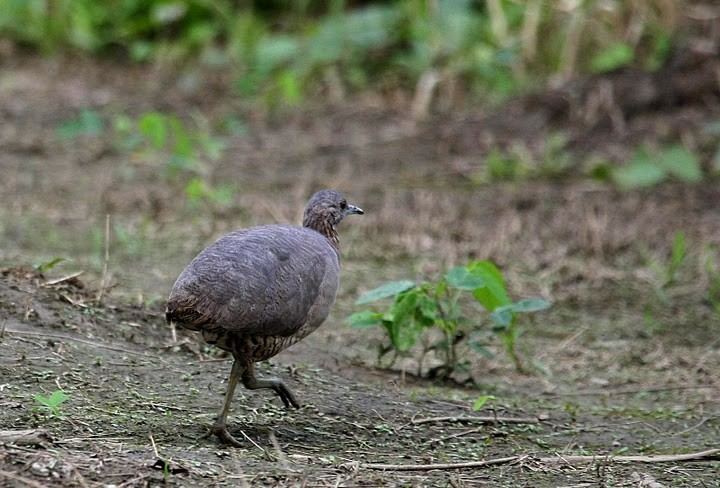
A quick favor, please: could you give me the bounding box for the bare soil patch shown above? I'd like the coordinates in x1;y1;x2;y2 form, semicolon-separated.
1;268;718;486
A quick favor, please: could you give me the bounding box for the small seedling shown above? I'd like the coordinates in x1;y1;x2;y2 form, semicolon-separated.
34;257;67;274
665;231;687;287
472;395;497;412
34;390;69;416
644;231;688;300
349;260;551;376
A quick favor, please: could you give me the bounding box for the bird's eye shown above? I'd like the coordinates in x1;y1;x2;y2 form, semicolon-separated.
340;200;347;210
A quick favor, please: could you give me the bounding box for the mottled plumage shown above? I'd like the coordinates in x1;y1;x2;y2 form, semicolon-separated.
166;189;363;447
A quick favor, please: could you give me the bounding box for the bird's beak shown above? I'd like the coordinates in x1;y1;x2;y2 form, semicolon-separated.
345;204;364;216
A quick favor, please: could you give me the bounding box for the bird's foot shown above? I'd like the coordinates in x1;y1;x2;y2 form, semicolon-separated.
211;423;243;448
273;381;301;409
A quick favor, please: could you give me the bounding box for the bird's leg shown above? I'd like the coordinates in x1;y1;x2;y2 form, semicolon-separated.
241;362;301;409
211;358;244;447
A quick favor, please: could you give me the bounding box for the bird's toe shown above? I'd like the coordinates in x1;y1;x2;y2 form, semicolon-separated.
277;384;301;409
212;423;244;448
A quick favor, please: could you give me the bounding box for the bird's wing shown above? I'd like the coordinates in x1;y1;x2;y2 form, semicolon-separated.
166;227;337;337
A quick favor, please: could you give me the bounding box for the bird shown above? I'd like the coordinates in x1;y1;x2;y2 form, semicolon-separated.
165;189;363;447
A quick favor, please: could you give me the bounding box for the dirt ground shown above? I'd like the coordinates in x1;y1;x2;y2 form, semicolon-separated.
1;55;719;487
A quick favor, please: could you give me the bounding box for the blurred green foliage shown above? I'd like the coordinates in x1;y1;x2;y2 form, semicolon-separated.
56;108;234;207
611;145;702;189
0;0;679;105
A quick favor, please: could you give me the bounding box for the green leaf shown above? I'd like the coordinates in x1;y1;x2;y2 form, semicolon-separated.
590;42;634;73
388;291;423;352
169;117;194;159
469;341;494;358
347;310;383;328
491;298;550;327
47;390;69;406
490;306;514;328
509;298;551;313
614;145;702;190
665;231;687;286
138;112;167;149
277;69;302;105
391;318;423;352
446;266;485;290
391;289;420;326
468;261;510;311
35;257;66;273
612;159;666;190
472;395;496;411
57;110;104;139
417;294;439;324
34;389;69;415
588;161;612;182
255;35;300;73
356;280;416;305
656;146;702;183
184;178;206;202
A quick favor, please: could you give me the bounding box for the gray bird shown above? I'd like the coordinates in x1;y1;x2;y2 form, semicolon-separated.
166;189;363;446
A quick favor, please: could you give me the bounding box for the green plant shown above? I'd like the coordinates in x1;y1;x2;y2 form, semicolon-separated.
612;145;702;190
34;390;69;417
56;110;104;139
704;249;720;316
34;257;67;274
590;42;634;73
538;132;572;178
483;148;525;182
184;177;234;207
645;231;687;292
113;111;234;207
665;231;687;288
472;394;497;411
349;260;550;376
476;132;571;184
129;111;218;174
0;1;682;107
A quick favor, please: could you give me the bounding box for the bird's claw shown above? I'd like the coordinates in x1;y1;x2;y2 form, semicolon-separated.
274;383;301;409
211;423;244;448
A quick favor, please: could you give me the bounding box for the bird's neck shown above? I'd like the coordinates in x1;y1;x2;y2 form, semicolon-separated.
303;217;340;252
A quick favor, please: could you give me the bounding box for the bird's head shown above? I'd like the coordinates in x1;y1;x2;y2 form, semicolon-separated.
303;189;363;231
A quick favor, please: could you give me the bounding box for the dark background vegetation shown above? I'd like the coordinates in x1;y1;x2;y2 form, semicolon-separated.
1;1;719;486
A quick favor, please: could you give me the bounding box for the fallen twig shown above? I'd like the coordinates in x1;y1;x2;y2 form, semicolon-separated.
42;271;84;287
358;455;522;471
240;430;273;461
0;429;53;447
670;416;719;437
411;415;541;426
149;434;159;458
358;448;720;471
6;330;154;358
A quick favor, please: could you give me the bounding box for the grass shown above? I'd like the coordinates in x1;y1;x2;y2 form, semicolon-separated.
0;0;682;107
